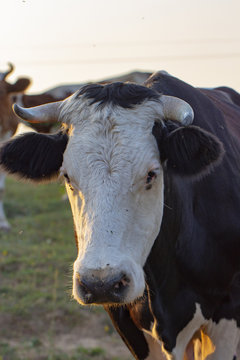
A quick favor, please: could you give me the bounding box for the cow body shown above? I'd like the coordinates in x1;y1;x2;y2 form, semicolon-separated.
1;71;240;359
106;73;240;359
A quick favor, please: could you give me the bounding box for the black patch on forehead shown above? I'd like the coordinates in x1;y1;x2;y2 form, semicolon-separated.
77;82;159;109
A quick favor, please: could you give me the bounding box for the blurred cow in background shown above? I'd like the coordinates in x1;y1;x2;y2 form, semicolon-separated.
0;63;31;230
0;63;31;137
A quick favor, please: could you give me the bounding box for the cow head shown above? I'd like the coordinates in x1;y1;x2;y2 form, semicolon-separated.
0;82;224;305
0;63;31;137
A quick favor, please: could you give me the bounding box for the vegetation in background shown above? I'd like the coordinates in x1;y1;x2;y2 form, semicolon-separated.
0;179;129;360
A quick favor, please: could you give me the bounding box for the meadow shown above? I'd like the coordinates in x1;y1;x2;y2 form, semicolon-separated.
0;178;131;360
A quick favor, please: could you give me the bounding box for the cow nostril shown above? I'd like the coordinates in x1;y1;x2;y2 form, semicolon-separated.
113;275;130;293
76;277;94;302
84;293;94;304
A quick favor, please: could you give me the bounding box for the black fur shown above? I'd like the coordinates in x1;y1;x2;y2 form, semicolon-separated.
162;125;224;178
0;131;68;181
215;86;240;107
105;305;150;360
77;82;159;109
152;121;225;179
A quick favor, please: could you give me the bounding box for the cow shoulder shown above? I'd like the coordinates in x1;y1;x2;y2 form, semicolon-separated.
215;86;240;107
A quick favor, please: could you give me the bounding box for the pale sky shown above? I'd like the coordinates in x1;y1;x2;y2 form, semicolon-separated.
1;0;240;93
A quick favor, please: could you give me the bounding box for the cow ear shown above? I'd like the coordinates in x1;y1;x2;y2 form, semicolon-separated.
6;78;31;93
160;125;225;178
0;131;68;182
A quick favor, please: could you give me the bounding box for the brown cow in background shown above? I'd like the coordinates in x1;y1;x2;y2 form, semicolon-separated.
0;63;31;230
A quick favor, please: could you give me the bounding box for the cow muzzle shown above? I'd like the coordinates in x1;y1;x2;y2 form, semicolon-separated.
75;272;131;305
73;257;146;305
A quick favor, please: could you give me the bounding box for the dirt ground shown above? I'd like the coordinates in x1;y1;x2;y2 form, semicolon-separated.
0;308;132;360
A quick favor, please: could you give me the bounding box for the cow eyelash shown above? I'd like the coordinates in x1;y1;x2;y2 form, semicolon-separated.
63;173;74;191
63;173;70;182
145;171;157;190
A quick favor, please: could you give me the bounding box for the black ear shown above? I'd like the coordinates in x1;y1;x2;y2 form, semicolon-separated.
0;131;68;182
159;125;225;178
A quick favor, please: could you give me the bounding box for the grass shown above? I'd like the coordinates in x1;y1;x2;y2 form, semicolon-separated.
0;178;128;360
0;341;112;360
0;179;76;320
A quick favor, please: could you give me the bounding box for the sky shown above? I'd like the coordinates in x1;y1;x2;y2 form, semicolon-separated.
1;0;240;93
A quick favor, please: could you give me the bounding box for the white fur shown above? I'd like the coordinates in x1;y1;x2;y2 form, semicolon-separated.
143;332;167;360
59;95;165;304
204;318;240;360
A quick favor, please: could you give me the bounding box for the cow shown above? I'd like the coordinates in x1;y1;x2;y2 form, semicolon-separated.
0;63;31;230
1;71;240;359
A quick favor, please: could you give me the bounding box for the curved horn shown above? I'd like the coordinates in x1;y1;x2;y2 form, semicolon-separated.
0;62;14;81
160;95;194;125
13;101;62;123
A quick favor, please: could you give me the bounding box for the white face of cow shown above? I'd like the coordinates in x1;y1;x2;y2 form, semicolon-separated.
59;91;165;305
11;81;194;305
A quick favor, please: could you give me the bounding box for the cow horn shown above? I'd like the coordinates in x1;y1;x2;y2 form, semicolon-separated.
0;62;14;81
12;102;62;123
160;95;194;125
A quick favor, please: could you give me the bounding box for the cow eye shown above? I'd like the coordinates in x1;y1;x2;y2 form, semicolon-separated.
146;171;156;184
145;171;157;190
146;171;156;183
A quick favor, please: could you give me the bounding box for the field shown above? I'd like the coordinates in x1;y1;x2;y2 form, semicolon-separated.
0;178;131;360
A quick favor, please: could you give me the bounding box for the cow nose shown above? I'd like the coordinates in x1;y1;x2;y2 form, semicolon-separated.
77;273;130;304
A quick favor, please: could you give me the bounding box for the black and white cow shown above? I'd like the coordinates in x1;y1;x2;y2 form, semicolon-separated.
1;71;240;360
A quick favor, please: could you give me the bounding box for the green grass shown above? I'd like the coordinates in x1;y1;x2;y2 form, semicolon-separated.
0;179;76;320
0;178;125;360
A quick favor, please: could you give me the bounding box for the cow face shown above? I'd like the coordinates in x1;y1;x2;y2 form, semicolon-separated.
0;82;223;305
60;90;166;305
0;63;31;137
